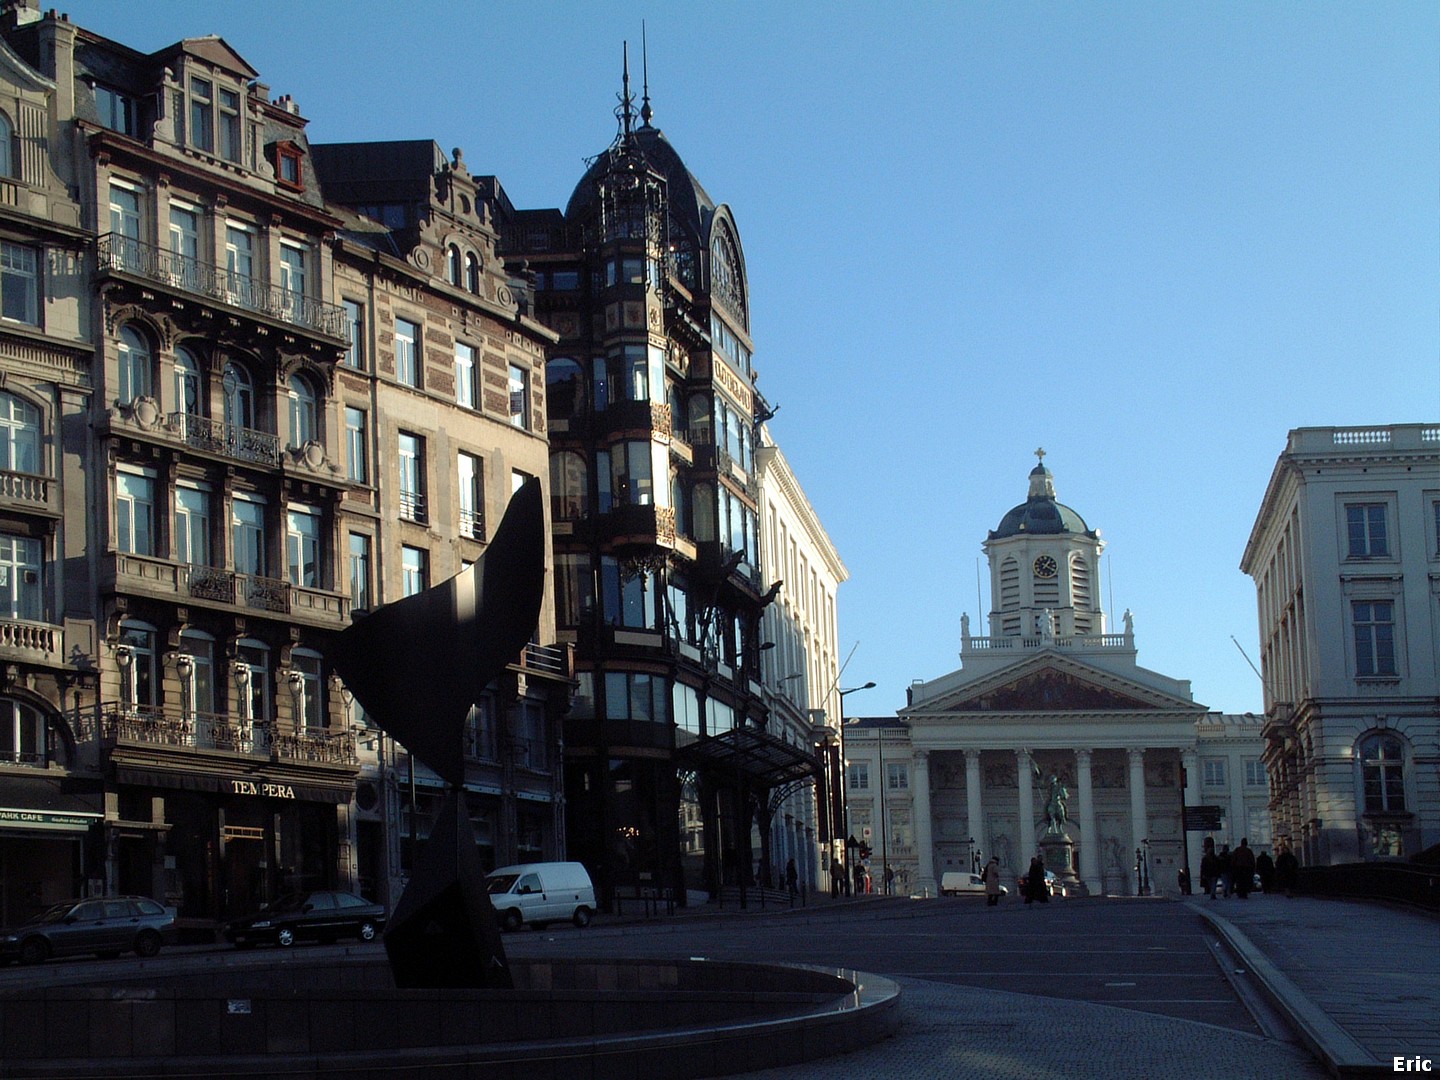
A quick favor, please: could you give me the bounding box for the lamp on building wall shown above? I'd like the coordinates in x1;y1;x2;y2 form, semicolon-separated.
232;661;253;746
114;643;134;710
174;652;195;735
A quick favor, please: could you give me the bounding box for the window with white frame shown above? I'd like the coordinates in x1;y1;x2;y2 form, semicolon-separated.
1358;733;1406;814
168;204;200;261
0;699;44;766
119;621;158;708
173;349;203;418
236;638;270;722
1353;600;1397;677
458;452;482;539
1202;758;1226;787
224;224;254;285
455;342;476;408
278;244;306;320
398;432;425;522
847;761;869;791
344;407;366;483
465;252;480;294
178;629;216;717
291;649;324;730
395;317;420;387
117;327;151;405
886;761;909;791
115;468;155;555
188;76;214;152
108;183;141;239
401;545;428;597
173;482;211;566
222;361;254;430
348;532;371;611
0;242;38;325
0;533;42;621
508;363;529;429
343;300;364;369
230;493;266;576
286;505;321;588
0;392;40;474
446;245;461;287
1244;759;1267;786
1345;503;1390;559
217;87;241;163
286;374;317;448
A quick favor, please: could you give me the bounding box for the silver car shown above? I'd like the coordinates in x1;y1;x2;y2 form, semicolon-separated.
0;896;177;965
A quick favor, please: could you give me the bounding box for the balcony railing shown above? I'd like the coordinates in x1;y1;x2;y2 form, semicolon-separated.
0;468;51;509
0;617;62;664
519;641;570;677
97;233;349;340
103;703;356;765
964;633;1133;651
113;555;350;625
459;507;486;540
399;491;427;524
166;412;281;468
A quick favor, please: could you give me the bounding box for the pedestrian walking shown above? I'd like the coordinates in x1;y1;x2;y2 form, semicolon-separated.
983;856;1002;907
1231;838;1256;899
1255;848;1275;894
1275;843;1299;897
854;861;865;896
1218;844;1233;898
785;857;798;897
1025;855;1048;905
883;864;895;896
1200;837;1218;899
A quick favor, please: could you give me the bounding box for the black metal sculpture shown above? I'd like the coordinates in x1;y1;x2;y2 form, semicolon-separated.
326;477;545;988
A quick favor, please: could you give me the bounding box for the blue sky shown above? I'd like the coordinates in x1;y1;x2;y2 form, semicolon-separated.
78;2;1438;716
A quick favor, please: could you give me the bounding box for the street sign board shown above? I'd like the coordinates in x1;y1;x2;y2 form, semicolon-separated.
1186;805;1224;831
862;826;872;839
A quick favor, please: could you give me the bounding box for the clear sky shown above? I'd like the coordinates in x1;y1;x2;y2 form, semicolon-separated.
76;1;1439;717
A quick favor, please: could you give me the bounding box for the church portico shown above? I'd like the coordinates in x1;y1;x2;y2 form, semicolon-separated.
881;456;1270;899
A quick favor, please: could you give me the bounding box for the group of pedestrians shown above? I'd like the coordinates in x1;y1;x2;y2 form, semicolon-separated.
1198;837;1299;898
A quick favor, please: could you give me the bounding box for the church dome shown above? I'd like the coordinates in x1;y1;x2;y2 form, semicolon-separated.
989;461;1095;540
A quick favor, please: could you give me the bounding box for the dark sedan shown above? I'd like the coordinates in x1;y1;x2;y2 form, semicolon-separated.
0;896;176;965
224;890;386;948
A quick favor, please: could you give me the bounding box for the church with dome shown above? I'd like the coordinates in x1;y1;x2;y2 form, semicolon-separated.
843;455;1270;897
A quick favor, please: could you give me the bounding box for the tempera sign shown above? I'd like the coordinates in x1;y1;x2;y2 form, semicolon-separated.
230;779;296;799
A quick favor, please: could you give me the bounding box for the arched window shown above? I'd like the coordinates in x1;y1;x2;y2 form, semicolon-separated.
118;620;159;709
446;245;462;286
174;348;204;417
236;638;271;726
545;357;584;422
0;698;44;766
1358;733;1406;814
222;362;254;430
117;327;151;405
178;629;216;718
0;391;40;474
549;451;588;520
291;648;324;730
286;374;318;448
465;252;480;294
0;113;13;179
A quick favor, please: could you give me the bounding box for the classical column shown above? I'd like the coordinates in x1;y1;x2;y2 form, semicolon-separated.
1075;748;1100;894
1181;748;1200;892
1128;747;1148;895
1017;749;1035;862
912;749;936;897
964;749;983;862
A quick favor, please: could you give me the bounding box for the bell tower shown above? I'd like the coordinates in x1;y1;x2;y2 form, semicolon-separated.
982;450;1106;640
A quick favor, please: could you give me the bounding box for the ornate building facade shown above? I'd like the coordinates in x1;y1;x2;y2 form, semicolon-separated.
1242;424;1440;865
867;457;1269;896
492;72;816;907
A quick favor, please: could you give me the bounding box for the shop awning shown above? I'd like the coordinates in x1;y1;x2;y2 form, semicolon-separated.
0;776;103;833
675;725;821;788
114;766;353;805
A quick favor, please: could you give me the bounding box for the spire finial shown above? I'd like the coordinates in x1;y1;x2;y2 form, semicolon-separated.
1035;447;1046;464
640;22;653;127
615;41;637;140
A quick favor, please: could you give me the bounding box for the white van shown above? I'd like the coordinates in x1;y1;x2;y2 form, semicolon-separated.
485;862;596;931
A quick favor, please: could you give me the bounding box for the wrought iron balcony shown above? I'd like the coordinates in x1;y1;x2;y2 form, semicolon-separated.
166;412;281;467
97;233;349;340
102;703;356;765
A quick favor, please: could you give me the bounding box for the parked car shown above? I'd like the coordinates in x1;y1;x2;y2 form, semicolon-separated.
485;862;596;930
0;896;176;965
940;871;1008;897
224;890;386;948
1017;869;1066;898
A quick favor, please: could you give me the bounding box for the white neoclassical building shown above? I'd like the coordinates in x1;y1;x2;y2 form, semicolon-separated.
859;456;1268;896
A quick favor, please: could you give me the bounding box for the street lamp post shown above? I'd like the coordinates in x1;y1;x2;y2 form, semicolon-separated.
836;682;875;897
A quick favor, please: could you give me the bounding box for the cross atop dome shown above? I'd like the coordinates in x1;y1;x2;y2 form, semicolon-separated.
1035;447;1046;463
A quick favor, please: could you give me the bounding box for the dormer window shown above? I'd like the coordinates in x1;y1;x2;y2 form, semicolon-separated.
272;141;304;191
95;86;137;137
189;77;214;153
218;88;242;162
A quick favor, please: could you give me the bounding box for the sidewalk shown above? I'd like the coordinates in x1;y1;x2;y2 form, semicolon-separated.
1190;893;1439;1077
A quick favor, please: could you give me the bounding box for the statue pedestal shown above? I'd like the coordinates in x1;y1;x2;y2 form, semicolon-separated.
1039;832;1085;897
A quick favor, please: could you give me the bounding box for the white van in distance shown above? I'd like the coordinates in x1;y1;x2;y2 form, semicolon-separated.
485;862;596;931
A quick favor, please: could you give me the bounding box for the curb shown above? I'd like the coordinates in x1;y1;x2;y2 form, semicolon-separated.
1189;902;1384;1079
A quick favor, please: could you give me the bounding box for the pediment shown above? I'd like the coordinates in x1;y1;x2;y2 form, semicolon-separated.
172;38;259;80
907;654;1198;716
